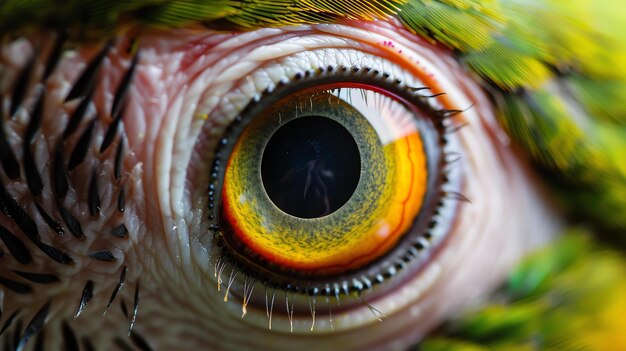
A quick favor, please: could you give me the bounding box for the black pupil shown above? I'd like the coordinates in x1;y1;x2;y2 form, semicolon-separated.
261;116;361;218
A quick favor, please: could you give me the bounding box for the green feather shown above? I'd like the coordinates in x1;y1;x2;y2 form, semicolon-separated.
496;85;626;231
462;43;551;88
217;0;403;28
0;1;405;37
568;76;626;124
486;3;626;231
397;0;501;51
422;229;626;350
395;0;626;232
397;0;626;89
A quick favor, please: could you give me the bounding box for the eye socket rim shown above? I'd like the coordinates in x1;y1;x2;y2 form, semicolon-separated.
208;66;451;297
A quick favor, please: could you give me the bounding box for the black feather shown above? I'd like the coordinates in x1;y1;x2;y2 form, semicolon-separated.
24;91;44;144
43;32;66;81
33;327;45;351
0;115;20;179
0;276;33;294
55;199;84;239
63;88;95;140
105;266;127;315
74;280;93;319
12;319;22;351
10;55;36;118
0;224;32;264
88;250;115;262
22;91;46;196
114;337;134;351
17;302;50;351
51;141;68;198
34;241;73;264
118;186;125;213
129;283;140;334
0;182;40;242
111;51;140;117
0;310;19;336
110;223;128;238
12;271;60;284
114;138;124;181
100;110;123;153
23;144;43;197
130;331;154;351
61;321;79;351
88;169;100;216
67;118;95;170
64;43;110;102
35;202;64;236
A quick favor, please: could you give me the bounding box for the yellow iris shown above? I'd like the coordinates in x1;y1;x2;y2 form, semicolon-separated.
220;85;431;276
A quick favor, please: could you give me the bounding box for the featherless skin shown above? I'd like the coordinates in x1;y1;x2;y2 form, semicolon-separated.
0;1;624;350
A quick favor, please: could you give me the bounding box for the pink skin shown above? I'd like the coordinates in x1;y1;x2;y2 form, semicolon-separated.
0;19;561;350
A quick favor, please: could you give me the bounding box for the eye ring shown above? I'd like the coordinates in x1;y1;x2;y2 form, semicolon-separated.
207;65;454;298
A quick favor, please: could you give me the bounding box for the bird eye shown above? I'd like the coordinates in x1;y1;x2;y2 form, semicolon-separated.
181;23;560;342
216;75;445;284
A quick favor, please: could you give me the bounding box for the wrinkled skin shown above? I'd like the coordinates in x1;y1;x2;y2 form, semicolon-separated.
0;20;562;350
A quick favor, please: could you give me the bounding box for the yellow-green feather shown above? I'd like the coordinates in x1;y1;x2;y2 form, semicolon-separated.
422;229;626;349
397;0;501;51
0;0;406;37
396;0;626;232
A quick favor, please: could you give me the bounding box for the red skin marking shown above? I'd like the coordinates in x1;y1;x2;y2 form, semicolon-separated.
179;36;222;71
363;25;456;109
